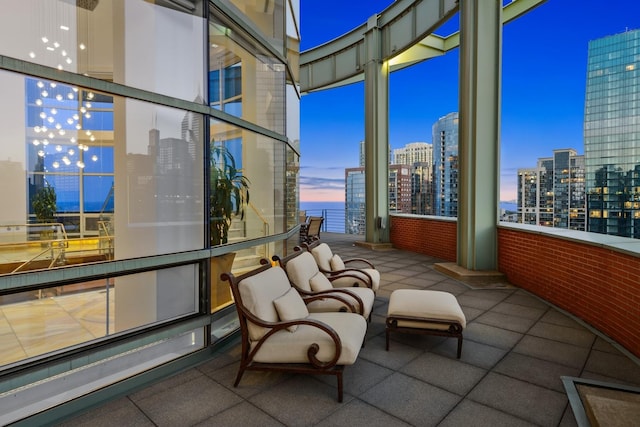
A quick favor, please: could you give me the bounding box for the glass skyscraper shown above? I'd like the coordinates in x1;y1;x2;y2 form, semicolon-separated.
345;167;366;234
517;149;586;230
432;112;459;217
585;29;640;238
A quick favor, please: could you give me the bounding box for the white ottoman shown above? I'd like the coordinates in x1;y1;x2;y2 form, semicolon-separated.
386;289;466;358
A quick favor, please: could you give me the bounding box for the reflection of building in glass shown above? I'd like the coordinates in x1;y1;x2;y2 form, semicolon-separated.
585;29;640;238
517;149;586;230
433;112;458;217
127;128;201;223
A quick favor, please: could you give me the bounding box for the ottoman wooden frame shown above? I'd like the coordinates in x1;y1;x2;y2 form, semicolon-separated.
385;289;466;358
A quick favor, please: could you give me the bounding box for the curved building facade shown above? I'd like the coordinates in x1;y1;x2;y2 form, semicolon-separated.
0;1;300;423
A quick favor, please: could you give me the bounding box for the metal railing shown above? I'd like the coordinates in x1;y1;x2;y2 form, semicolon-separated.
302;208;366;235
5;223;69;273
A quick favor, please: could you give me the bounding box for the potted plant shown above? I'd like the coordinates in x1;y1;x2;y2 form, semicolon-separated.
209;143;250;310
209;144;250;245
32;182;57;224
31;181;57;244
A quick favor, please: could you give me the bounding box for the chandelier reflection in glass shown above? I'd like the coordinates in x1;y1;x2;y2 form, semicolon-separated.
28;78;101;171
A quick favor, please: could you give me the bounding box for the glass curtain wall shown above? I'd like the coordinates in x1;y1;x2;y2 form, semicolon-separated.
0;0;300;422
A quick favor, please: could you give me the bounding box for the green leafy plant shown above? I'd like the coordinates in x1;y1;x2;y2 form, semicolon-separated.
210;144;250;246
32;181;57;223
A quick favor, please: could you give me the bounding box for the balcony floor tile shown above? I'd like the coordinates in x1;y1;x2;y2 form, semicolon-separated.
59;233;640;427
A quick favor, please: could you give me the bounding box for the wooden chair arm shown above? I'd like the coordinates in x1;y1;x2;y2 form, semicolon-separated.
326;269;374;289
343;258;375;269
249;317;343;369
296;287;364;315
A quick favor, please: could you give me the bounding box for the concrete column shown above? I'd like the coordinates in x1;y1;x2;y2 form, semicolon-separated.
457;0;502;270
364;15;390;243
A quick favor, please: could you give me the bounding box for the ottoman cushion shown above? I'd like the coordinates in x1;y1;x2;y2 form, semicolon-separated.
388;289;466;330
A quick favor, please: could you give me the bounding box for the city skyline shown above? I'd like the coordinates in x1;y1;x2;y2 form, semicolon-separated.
299;0;640;202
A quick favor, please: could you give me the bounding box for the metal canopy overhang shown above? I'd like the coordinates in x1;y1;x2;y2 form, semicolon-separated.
299;0;546;94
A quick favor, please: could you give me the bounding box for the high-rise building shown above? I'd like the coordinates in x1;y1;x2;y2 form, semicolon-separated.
517;149;586;230
432;112;459;217
345;164;412;234
411;162;434;215
345;167;365;234
392;142;432;165
585;29;640;238
389;164;412;213
391;142;434;215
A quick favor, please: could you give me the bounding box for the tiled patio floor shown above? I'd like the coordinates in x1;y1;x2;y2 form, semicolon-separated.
60;233;640;426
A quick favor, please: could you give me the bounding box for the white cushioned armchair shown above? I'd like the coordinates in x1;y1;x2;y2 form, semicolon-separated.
301;240;380;293
274;250;375;320
222;263;367;402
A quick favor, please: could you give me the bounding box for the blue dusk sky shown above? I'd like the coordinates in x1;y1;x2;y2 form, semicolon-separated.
299;0;640;202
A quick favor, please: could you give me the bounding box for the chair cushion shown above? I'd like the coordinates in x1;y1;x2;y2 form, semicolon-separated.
330;254;346;271
284;252;320;292
388;289;466;330
238;266;292;341
273;287;309;332
251;312;367;365
331;268;380;292
311;243;333;271
310;272;333;292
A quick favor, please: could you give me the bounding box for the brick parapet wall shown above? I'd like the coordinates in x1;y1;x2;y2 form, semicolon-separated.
389;214;456;262
389;215;640;358
497;226;640;358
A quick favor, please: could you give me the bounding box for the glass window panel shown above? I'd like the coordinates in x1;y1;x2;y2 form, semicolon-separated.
209;118;286;247
83;175;114;213
0;263;198;367
0;70;204;276
209;9;285;133
221;0;285;54
0;0;205;102
83;146;114;173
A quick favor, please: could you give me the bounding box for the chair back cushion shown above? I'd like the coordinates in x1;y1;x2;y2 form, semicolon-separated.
284;251;319;292
273;287;309;332
329;254;346;271
310;272;333;292
306;217;323;236
238;266;292;341
311;243;333;271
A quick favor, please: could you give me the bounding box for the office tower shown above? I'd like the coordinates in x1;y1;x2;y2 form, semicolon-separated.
585;29;640;238
517;149;586;230
345;164;412;233
411;162;434;215
345;167;366;234
432;112;459;217
391;142;434;215
392;142;432;165
389;164;412;213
